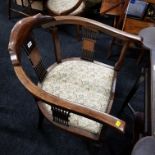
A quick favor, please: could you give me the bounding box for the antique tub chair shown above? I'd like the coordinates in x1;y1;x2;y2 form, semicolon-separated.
8;14;142;141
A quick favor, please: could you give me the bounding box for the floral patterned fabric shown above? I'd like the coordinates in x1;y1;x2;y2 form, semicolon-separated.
41;60;114;134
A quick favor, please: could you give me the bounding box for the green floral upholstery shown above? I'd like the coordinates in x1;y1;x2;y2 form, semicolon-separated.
41;60;114;134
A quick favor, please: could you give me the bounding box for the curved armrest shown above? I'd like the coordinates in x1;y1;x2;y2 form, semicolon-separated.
13;65;125;133
51;16;142;43
8;14;142;52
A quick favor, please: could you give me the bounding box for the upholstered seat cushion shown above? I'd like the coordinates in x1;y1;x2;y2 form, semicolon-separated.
41;60;115;134
47;0;85;15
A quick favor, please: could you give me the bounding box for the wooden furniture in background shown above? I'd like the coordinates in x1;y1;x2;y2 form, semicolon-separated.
123;17;155;34
8;0;45;19
122;18;155;63
123;0;155;34
8;14;142;141
45;0;85;16
122;0;155;63
106;0;155;61
100;0;130;28
100;0;130;58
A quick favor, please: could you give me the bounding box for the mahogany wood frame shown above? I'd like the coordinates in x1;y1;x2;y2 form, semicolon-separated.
8;14;142;140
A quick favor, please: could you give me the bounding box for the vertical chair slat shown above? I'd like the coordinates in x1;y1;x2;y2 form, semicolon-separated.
24;36;47;82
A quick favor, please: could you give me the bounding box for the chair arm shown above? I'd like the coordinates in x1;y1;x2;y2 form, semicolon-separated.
8;14;53;55
13;65;126;133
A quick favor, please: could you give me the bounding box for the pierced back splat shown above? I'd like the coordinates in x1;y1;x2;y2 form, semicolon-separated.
23;35;47;82
81;27;98;61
